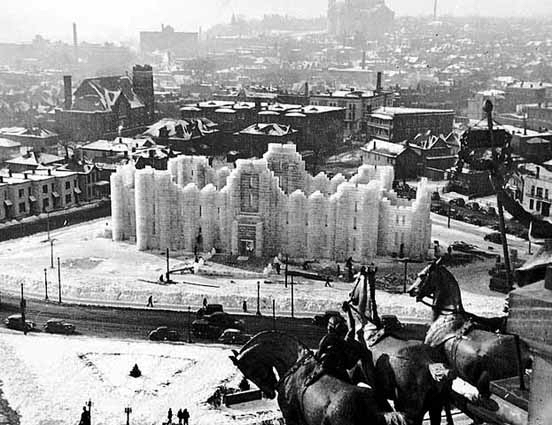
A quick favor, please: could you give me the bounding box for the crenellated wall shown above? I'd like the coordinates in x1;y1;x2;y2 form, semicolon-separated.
111;143;432;261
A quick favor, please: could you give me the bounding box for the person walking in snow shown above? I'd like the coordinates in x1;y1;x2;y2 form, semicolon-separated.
147;295;154;307
182;408;190;425
167;408;173;424
177;408;183;425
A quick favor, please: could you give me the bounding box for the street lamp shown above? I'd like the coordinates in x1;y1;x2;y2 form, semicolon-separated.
187;306;192;343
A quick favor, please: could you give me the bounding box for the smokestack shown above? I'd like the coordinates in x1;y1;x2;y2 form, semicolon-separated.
361;51;366;70
73;23;78;48
376;72;382;93
63;75;72;110
433;0;438;20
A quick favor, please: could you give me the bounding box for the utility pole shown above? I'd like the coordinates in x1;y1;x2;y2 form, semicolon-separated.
46;211;50;241
484;100;513;289
20;283;27;335
256;281;261;316
284;254;288;288
57;257;62;303
447;201;452;228
44;268;48;301
125;406;132;425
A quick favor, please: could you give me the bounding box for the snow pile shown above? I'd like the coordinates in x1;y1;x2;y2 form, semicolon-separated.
0;331;280;425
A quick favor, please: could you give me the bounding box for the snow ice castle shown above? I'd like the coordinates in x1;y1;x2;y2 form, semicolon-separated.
110;143;431;261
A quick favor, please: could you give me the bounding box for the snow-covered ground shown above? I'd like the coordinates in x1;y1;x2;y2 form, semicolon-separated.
0;330;280;425
0;217;514;319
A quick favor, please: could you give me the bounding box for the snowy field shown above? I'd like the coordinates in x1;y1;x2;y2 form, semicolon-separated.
0;217;515;319
0;329;280;425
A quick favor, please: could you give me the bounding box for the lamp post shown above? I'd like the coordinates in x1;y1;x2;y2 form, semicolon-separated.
447;201;452;229
50;239;54;269
44;268;48;301
20;283;26;336
272;299;276;330
187;306;192;343
256;281;261;316
124;406;132;425
57;257;62;304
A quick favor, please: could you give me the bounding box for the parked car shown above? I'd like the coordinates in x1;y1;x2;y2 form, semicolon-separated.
453;197;466;207
196;303;224;318
148;326;180;341
44;318;75;334
466;201;480;211
218;328;251;345
484;232;503;244
4;314;35;332
192;312;244;339
312;310;343;327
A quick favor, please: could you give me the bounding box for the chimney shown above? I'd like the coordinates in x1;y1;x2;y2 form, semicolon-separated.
63;75;72;110
545;265;552;290
361;50;366;70
376;72;383;93
23;172;28;179
48;169;51;176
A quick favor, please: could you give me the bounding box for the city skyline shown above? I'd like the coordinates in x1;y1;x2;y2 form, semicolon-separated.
1;0;551;44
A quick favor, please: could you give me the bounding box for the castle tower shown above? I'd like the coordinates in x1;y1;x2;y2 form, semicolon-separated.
133;64;154;124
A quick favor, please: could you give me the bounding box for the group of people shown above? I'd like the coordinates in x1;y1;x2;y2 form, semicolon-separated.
166;407;190;425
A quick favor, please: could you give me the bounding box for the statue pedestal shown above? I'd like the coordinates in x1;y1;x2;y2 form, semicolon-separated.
508;276;552;425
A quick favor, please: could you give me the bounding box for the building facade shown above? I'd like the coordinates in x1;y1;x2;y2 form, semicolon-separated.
366;107;455;143
328;0;394;40
520;163;552;220
140;25;198;57
55;65;154;142
111;143;432;261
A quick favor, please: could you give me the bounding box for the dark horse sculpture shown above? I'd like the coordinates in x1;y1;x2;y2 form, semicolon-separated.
408;258;531;396
230;330;407;425
349;273;454;425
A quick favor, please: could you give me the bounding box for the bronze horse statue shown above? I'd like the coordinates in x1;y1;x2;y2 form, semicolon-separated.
349;273;454;425
230;330;408;425
408;258;531;396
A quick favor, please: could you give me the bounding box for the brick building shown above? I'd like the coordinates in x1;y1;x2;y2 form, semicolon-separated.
310;74;394;136
55;65;154;142
366;107;455;143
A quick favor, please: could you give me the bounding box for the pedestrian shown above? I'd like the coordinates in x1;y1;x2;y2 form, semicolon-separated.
324;276;332;287
336;262;341;277
182;408;190;425
167;408;173;424
203;297;208;308
242;300;247;313
345;257;354;281
177;408;183;425
147;295;154;308
274;262;281;275
79;405;90;425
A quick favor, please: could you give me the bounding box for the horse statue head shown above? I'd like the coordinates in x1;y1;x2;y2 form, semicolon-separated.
229;331;310;399
408;258;464;317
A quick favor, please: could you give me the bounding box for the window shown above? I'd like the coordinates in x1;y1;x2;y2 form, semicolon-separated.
65;181;71;190
51;183;54;191
353;216;357;230
43;198;49;209
28;188;31;196
536;200;541;211
199;205;202;217
42;185;48;194
402;216;406;225
546;189;549;199
18;189;24;198
537;187;543;198
19;202;26;213
65;194;72;204
354;202;358;213
530;185;535;196
396;215;399;224
529;199;534;209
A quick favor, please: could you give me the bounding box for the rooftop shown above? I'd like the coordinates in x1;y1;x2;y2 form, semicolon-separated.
238;123;298;137
371;107;455;117
361;139;417;158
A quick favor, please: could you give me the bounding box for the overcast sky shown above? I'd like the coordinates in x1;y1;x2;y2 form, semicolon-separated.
1;0;551;43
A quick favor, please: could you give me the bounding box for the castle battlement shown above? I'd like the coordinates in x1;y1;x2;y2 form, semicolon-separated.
111;143;431;261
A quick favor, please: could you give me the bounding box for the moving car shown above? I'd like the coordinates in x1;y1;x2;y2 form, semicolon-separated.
218;328;251;345
484;232;503;244
44;318;75;334
192;312;244;339
312;310;343;327
148;326;180;341
4;314;35;332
